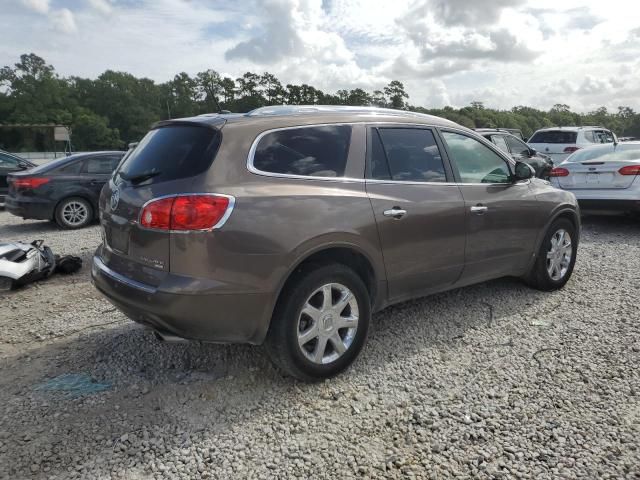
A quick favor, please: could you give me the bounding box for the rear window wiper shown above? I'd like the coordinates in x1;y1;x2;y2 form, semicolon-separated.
119;170;161;185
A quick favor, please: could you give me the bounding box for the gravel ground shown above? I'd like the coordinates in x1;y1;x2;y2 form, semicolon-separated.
0;210;638;479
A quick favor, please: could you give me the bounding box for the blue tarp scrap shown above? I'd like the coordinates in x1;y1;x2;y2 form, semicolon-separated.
34;373;111;397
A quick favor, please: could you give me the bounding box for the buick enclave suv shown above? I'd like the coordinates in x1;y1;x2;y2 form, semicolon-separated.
92;106;580;381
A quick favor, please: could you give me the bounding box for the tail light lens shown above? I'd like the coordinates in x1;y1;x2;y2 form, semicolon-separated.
549;167;570;177
563;146;580;153
11;177;50;189
618;165;640;176
140;194;233;231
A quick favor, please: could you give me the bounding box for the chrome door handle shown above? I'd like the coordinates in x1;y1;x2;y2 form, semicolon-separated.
470;205;488;214
383;208;407;218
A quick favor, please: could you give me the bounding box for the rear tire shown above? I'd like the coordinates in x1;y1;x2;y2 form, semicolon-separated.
55;197;93;229
265;263;371;381
523;218;577;291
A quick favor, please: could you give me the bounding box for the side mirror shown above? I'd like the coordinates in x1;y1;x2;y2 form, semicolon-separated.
528;148;536;157
17;161;30;170
514;161;534;181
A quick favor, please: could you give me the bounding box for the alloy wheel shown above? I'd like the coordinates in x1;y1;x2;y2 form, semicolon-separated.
62;201;88;227
546;228;572;281
297;283;359;365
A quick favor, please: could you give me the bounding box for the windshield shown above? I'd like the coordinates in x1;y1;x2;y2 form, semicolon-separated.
116;125;221;184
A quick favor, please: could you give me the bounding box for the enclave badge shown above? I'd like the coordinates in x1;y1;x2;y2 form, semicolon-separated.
110;187;120;211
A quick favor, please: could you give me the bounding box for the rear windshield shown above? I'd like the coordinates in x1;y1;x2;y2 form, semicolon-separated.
116;125;221;184
252;125;351;177
566;144;640;163
529;131;577;144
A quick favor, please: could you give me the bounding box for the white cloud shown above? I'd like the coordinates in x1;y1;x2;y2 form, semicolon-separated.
88;0;113;15
2;0;640;111
20;0;49;14
50;8;77;34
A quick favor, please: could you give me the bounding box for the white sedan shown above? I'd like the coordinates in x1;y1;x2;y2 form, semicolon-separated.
549;142;640;214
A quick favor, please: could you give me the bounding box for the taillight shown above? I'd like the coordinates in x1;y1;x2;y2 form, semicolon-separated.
618;165;640;176
140;194;233;231
550;167;570;177
12;177;50;189
563;146;580;153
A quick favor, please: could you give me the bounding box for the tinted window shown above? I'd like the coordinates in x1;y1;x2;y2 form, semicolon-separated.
372;128;447;182
490;135;510;154
505;135;529;156
0;153;19;169
253;125;351;177
529;130;578;144
54;161;82;175
82;155;121;174
370;129;392;179
442;131;511;184
117;125;221;184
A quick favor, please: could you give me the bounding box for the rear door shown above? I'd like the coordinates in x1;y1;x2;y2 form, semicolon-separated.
439;129;542;282
365;125;466;301
99;123;222;283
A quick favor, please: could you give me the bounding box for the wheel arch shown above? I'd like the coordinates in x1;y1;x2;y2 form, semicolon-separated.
255;243;384;344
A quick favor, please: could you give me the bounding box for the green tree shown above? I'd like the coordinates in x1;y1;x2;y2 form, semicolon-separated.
384;80;409;109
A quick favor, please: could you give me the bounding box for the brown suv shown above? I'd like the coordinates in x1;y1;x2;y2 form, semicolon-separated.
92;106;580;380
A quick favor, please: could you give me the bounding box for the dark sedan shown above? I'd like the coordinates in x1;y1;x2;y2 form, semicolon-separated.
6;151;124;229
0;150;36;207
476;129;554;179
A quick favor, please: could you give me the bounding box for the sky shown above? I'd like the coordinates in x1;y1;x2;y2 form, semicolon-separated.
2;0;640;112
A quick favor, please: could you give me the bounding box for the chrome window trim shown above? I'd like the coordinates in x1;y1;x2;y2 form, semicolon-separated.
93;256;156;294
137;193;235;234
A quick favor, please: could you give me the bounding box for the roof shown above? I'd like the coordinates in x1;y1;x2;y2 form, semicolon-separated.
534;126;606;132
157;105;463;131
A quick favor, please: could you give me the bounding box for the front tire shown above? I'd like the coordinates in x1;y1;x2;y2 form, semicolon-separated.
524;218;577;291
55;197;93;229
265;263;371;381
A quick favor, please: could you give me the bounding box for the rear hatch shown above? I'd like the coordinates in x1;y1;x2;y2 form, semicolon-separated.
99;120;223;286
528;130;578;160
556;145;640;190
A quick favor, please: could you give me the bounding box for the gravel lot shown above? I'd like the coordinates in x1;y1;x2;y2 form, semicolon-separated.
0;210;638;479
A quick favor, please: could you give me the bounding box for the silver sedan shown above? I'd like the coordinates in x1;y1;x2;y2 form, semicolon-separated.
549;142;640;214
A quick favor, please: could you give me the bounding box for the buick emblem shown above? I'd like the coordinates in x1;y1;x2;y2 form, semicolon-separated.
110;187;120;211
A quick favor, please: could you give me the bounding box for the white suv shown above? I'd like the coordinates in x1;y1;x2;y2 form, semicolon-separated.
528;126;617;163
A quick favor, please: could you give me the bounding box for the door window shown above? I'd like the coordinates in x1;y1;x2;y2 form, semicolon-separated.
0;153;19;169
504;135;530;156
490;135;510;154
442;131;512;184
83;157;117;174
370;127;447;182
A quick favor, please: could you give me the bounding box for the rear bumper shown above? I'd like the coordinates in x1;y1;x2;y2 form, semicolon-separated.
91;255;273;344
5;195;55;220
578;199;640;213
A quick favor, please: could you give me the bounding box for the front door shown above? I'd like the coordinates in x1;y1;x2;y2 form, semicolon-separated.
439;130;541;283
365;126;466;301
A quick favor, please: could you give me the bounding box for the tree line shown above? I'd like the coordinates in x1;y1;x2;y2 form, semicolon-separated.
1;53;639;151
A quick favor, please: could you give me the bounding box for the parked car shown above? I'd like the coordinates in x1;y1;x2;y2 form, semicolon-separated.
92;106;580;381
475;129;553;179
6;151;124;229
0;150;36;208
528;126;617;163
549;142;640;214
